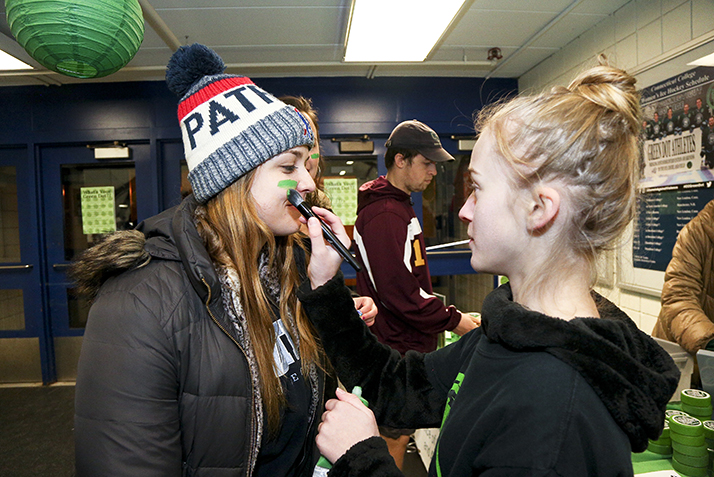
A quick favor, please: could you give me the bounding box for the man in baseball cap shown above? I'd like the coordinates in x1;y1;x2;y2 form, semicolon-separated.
385;119;455;164
352;119;478;469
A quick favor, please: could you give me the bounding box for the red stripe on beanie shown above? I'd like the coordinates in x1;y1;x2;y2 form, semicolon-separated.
178;76;255;120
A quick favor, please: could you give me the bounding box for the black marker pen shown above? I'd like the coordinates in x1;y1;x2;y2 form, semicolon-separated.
287;189;362;272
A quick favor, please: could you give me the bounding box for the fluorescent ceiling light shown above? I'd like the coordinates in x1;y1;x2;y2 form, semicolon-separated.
0;49;33;70
688;52;714;67
344;0;467;62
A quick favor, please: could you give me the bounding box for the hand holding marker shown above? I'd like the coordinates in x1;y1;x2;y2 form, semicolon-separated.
287;188;361;271
313;386;368;475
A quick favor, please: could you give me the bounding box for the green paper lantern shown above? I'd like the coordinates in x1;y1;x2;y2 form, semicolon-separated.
5;0;145;79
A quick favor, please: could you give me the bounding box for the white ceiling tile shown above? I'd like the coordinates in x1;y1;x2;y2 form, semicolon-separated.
0;0;675;85
151;0;347;7
161;7;343;46
662;0;688;15
446;10;558;47
498;47;557;75
530;13;603;48
572;0;633;15
469;0;570;11
636;0;662;29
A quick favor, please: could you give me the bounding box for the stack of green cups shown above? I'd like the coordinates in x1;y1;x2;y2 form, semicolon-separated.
666;409;689;419
704;421;714;449
704;421;714;476
681;390;713;421
647;419;672;456
669;413;708;477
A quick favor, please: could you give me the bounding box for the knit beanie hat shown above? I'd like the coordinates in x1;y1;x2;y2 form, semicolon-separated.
166;44;314;203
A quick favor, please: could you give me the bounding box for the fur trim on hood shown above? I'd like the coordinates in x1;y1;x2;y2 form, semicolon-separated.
482;283;680;452
68;230;151;301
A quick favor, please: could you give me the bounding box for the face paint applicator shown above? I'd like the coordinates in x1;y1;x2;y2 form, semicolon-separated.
286;189;361;272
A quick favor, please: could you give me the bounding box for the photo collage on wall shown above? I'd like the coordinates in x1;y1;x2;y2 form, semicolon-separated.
634;66;714;271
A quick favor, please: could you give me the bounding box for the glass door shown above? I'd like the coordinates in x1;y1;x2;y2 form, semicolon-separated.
0;147;45;383
40;143;155;382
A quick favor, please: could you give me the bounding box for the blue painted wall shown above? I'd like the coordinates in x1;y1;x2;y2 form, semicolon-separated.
0;76;516;153
0;76;518;383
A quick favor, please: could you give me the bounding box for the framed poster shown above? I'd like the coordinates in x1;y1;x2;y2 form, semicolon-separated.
617;66;714;296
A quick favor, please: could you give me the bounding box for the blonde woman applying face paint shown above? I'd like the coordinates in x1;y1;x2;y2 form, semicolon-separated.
297;57;680;476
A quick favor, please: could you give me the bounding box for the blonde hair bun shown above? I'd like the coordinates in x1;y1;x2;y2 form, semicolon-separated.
566;55;641;135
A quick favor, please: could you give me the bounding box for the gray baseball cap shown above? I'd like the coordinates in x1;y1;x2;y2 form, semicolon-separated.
385;120;454;162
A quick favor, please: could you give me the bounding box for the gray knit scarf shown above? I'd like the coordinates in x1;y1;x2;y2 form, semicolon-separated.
217;251;320;474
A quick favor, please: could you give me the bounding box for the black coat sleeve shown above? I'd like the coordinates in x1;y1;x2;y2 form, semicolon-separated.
74;286;182;476
297;273;446;430
330;437;404;477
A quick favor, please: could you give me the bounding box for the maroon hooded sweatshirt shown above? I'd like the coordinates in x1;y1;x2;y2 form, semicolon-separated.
354;176;462;354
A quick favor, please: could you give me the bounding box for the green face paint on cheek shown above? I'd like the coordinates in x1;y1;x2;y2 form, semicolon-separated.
278;180;297;190
311;153;320;159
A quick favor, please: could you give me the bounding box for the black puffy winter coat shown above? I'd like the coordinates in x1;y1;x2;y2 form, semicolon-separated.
73;195;328;477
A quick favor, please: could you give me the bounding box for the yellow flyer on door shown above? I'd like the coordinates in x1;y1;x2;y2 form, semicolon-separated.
80;186;116;235
323;177;358;226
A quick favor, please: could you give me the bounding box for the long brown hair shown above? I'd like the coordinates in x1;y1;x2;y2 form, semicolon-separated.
195;169;325;434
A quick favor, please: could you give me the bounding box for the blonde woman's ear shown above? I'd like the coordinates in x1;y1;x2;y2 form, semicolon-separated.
526;186;560;233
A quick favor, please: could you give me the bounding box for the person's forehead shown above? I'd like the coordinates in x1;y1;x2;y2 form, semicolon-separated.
277;146;308;160
415;153;434;164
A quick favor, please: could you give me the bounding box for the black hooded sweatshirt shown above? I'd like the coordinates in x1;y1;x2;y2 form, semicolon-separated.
297;274;680;477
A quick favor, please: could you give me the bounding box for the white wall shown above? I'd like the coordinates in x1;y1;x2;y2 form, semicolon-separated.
519;0;714;334
520;0;714;94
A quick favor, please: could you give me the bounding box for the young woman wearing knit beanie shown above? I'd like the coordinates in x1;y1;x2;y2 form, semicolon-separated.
71;44;335;476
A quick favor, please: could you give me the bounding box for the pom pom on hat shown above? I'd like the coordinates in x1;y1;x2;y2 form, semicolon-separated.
166;44;225;98
166;44;314;203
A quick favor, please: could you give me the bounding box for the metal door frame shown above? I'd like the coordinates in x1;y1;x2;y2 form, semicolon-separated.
0;145;48;382
37;142;158;382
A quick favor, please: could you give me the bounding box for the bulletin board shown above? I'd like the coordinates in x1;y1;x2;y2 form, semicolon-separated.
617;64;714;296
618;184;714;296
